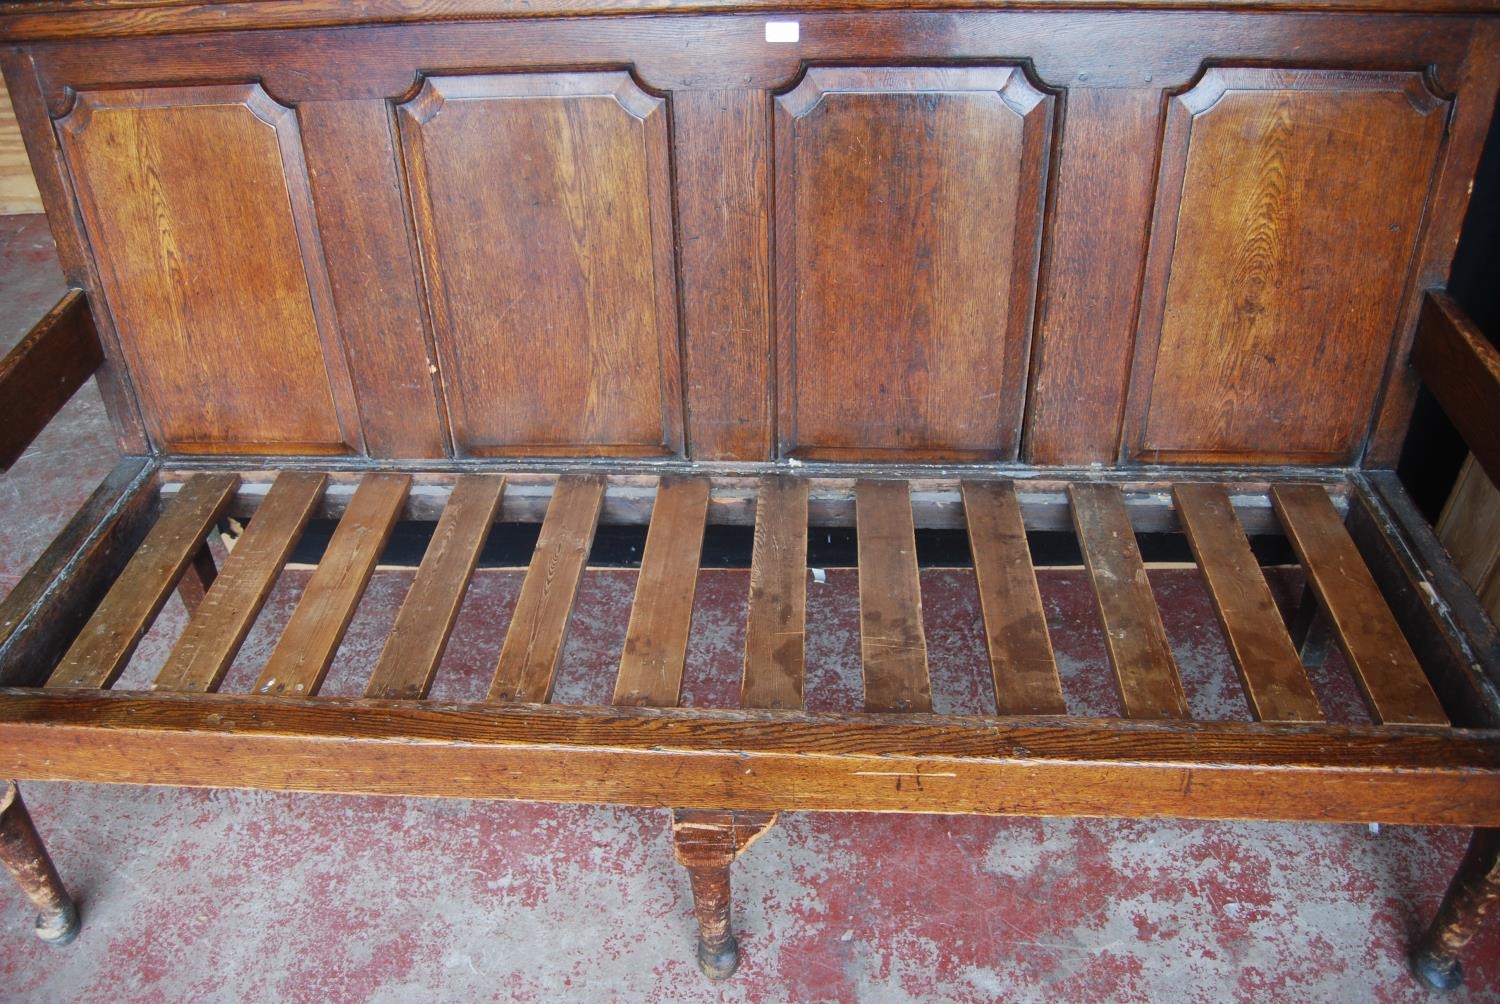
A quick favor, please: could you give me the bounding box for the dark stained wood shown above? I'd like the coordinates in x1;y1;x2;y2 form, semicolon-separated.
1070;483;1190;719
153;472;327;693
1350;473;1500;729
671;809;778;979
255;474;411;697
0;458;154;687
47;473;239;690
961;481;1065;715
1173;483;1323;722
488;475;606;703
0;289;103;471
57;84;360;454
1271;483;1448;726
614;477;711;707
1412;291;1500;489
1127;69;1448;464
297;100;447;459
674;89;772;461
1025;88;1161;465
398;72;682;458
855;480;931;713
365;475;505;701
774;66;1050;461
741;477;809;711
1411;829;1500;989
175;546;218;617
0;784;78;944
3;691;1500;825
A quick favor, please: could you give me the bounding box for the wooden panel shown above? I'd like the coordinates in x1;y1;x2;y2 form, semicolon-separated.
487;475;606;703
675;89;772;461
0;289;103;470
153;472;326;693
1436;457;1500;614
1413;291;1500;489
613;477;710;707
741;477;809;711
774;66;1052;461
855;480;931;712
1069;484;1190;719
46;472;237;690
365;475;504;700
0;79;40;213
1025;88;1162;464
1272;484;1449;726
1128;69;1449;464
5;692;1500;826
57;84;360;454
961;481;1065;715
1174;483;1323;722
254;473;410;697
298;100;447;458
398;72;683;458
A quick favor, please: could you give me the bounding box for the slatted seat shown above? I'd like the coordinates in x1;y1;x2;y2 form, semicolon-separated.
16;468;1458;743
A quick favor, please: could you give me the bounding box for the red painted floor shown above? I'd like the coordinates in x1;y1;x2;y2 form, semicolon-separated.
1;214;1497;1001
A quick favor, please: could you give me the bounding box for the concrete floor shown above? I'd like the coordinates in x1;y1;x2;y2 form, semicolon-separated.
0;214;1497;1001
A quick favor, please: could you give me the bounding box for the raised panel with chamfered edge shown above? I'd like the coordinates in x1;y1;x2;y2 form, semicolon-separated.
773;66;1052;462
57;84;360;455
1127;68;1450;465
398;71;684;458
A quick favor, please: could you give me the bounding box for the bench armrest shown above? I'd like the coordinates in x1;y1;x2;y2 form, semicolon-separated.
1412;290;1500;488
0;289;104;472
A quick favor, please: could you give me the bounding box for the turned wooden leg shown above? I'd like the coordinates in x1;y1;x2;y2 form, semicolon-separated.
671;809;776;980
0;783;79;946
1412;828;1500;990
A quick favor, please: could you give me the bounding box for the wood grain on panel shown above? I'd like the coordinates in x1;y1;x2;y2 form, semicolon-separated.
57;84;360;454
399;72;683;458
774;67;1052;462
674;89;772;461
299;100;447;458
0;80;41;213
1128;69;1448;464
1025;89;1161;465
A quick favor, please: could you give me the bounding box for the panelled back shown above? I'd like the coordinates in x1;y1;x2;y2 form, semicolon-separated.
11;12;1494;465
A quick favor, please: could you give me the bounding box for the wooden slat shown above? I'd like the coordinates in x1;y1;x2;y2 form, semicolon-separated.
1174;483;1324;723
255;473;411;697
364;475;504;700
47;473;239;690
961;481;1065;715
1069;483;1190;719
487;475;606;703
613;477;711;707
4;690;1500;826
855;480;931;713
153;472;326;693
1271;483;1449;726
0;289;104;471
1412;291;1500;489
741;476;808;711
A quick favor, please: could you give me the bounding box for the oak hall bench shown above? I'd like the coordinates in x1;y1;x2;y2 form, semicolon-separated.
1;0;1499;988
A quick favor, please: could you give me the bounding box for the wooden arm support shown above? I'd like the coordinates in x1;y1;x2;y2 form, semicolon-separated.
1412;290;1500;488
0;290;104;472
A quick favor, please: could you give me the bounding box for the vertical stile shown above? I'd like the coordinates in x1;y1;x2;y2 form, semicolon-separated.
255;473;412;697
153;472;327;693
364;474;505;700
961;481;1066;715
1173;483;1324;722
855;479;932;713
612;477;712;707
1270;483;1449;726
1069;483;1190;719
487;475;607;703
47;473;241;690
741;476;809;710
